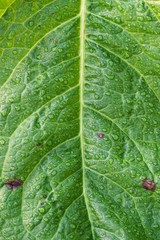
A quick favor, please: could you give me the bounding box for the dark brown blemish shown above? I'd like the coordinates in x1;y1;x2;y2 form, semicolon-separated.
36;142;42;147
43;194;47;199
142;179;156;191
4;179;23;190
40;202;45;206
97;133;105;139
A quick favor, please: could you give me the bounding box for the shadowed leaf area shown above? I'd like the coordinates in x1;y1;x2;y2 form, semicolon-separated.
0;0;160;239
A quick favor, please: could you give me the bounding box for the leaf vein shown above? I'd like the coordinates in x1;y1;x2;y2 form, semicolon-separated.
0;15;79;90
85;105;154;177
86;38;160;102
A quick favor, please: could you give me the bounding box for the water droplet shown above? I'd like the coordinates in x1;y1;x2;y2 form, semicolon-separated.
39;208;45;213
0;204;4;210
108;185;113;190
46;140;52;146
1;110;7;117
0;139;5;145
117;5;123;11
28;21;34;27
36;185;40;190
51;170;57;176
43;217;49;222
99;185;104;190
137;16;144;21
107;74;114;80
40;90;45;96
7;35;13;40
12;50;17;55
98;35;103;40
9;98;14;103
112;134;119;140
153;224;159;228
109;60;113;66
115;16;123;23
109;159;113;165
94;94;99;99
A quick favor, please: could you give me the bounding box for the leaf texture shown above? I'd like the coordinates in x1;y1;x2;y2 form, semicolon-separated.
0;0;160;239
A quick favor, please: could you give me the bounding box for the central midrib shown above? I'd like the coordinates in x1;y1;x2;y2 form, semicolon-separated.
79;0;85;175
80;0;95;238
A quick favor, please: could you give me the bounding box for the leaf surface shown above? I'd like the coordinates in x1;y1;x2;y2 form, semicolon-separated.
0;0;160;239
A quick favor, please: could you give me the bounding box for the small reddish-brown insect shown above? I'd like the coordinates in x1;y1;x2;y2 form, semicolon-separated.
142;179;156;191
4;179;23;190
97;133;105;138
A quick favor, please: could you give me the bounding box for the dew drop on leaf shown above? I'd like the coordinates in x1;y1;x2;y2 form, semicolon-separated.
51;170;57;177
39;208;45;213
0;139;5;145
28;21;34;27
12;50;17;55
109;159;114;165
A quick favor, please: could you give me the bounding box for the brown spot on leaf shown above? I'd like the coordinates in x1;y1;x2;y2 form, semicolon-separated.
43;194;47;199
36;142;42;147
142;179;156;191
4;179;23;190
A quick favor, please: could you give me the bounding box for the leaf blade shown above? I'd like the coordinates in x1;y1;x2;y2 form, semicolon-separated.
0;1;160;239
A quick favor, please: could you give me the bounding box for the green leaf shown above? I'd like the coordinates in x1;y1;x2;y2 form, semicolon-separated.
0;0;160;239
0;0;15;17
